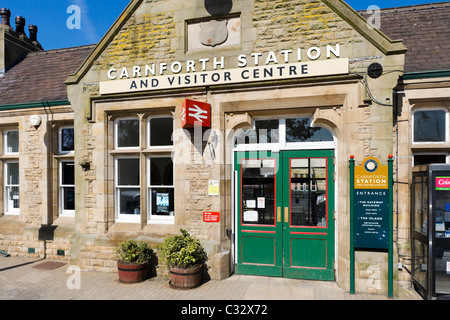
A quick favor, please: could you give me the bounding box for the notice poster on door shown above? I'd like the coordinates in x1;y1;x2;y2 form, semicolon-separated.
243;210;258;222
257;197;265;208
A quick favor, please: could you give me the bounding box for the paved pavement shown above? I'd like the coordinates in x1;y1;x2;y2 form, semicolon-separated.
0;256;422;302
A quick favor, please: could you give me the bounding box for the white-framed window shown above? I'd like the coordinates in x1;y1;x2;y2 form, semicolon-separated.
112;114;174;224
412;108;449;143
59;126;74;153
115;118;140;149
4;161;19;215
4;130;19;155
115;157;141;222
59;161;75;216
147;116;174;148
147;156;174;224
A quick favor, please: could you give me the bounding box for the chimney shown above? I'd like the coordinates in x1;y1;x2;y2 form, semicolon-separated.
29;25;37;42
15;16;26;36
0;8;11;27
0;9;42;76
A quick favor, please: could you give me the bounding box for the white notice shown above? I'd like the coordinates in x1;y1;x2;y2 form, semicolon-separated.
243;210;258;222
257;197;265;208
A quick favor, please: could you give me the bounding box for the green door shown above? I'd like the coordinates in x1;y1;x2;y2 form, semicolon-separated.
235;150;335;280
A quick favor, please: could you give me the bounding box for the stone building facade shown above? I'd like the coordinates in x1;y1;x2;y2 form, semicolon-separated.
1;0;449;297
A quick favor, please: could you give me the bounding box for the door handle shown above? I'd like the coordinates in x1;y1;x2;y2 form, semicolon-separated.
284;207;289;223
277;207;281;222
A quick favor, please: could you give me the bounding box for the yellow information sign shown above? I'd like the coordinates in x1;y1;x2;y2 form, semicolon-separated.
354;157;388;189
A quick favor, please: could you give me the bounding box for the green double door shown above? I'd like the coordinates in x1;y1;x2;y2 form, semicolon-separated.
235;150;335;280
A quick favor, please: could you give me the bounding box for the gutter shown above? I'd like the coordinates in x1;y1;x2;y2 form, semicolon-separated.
401;69;450;80
0;100;70;111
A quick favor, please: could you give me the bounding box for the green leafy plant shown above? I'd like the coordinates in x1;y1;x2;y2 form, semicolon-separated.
160;229;207;269
116;240;153;264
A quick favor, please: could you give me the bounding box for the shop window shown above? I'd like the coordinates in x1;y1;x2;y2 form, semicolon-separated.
60;161;75;216
4;161;19;215
148;157;174;222
4;130;19;154
413;109;447;143
148;117;173;147
115;118;140;148
59;127;74;153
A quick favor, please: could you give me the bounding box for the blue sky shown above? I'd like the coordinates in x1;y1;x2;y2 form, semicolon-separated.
1;0;446;50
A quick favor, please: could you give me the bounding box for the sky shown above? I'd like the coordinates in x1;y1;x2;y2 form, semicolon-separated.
0;0;447;50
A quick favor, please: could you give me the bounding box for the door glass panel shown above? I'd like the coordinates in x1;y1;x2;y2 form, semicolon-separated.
290;158;327;227
241;159;275;225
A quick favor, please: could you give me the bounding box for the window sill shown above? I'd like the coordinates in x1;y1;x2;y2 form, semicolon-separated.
148;217;175;225
4;212;19;216
411;144;450;151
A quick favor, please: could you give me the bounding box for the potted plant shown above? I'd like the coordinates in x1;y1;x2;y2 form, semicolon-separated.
160;229;208;289
116;240;153;283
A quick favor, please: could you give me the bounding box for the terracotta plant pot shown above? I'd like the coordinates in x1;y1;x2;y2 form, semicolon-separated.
169;265;203;289
117;261;149;283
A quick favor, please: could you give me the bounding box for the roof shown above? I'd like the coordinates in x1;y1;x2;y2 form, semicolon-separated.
0;45;94;107
359;2;450;73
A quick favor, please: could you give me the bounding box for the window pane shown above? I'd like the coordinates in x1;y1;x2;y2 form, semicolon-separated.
117;158;140;186
150;187;174;215
234;120;279;145
6;130;18;153
117;119;139;147
61;162;75;185
119;188;140;215
7;186;19;209
255;120;279;143
241;159;275;225
150;157;173;186
63;187;75;210
286;118;333;142
414;110;446;142
61;128;74;151
290;158;328;227
414;154;447;166
6;162;19;185
149;117;173;146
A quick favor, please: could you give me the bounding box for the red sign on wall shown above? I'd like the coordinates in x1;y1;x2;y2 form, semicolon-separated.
203;211;220;223
182;99;211;128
